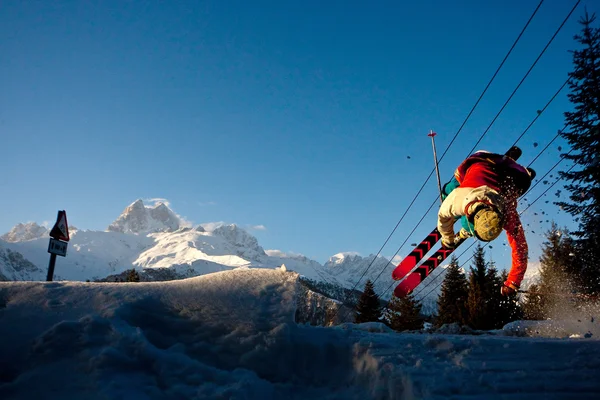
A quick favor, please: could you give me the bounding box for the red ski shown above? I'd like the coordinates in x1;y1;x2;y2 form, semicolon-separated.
391;227;441;280
393;235;468;297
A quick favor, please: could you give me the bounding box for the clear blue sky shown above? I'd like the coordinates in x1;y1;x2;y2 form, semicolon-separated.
1;0;598;270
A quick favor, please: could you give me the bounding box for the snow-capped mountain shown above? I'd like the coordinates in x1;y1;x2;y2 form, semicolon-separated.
0;199;404;301
0;200;347;287
107;200;181;234
322;252;395;292
0;241;44;281
1;222;48;242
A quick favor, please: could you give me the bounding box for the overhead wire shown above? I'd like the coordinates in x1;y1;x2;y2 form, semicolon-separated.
377;76;572;302
332;0;582;322
341;0;547;296
369;0;579;297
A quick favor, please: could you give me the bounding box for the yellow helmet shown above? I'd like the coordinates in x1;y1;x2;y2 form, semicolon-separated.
473;207;504;242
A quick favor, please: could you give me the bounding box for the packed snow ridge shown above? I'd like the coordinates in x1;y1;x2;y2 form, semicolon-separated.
1;269;599;399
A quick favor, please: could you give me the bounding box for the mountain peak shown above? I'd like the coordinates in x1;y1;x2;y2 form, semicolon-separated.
1;222;49;243
212;224;266;256
107;199;181;235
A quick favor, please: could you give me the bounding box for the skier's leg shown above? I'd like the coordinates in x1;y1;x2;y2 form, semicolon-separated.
438;187;472;242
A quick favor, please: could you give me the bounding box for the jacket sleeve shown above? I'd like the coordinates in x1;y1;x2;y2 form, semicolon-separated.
504;207;528;288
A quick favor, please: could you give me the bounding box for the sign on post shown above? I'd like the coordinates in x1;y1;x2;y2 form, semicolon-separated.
49;210;70;242
48;238;68;257
47;210;70;281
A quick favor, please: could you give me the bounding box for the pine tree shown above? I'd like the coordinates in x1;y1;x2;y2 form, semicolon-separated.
435;256;468;328
522;283;546;320
558;11;600;292
523;223;577;318
466;245;489;329
354;280;382;323
496;270;523;325
384;293;424;332
485;262;506;328
126;268;141;282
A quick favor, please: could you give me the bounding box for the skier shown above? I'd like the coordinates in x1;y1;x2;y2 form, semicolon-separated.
438;149;535;296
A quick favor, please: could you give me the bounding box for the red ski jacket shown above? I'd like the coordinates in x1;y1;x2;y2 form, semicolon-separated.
454;151;530;288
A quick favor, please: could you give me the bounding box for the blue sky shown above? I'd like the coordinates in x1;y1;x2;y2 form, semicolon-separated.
1;0;598;272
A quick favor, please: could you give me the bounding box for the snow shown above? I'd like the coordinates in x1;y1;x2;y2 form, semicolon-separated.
0;222;48;242
2;229;155;281
323;252;396;294
1;268;599;399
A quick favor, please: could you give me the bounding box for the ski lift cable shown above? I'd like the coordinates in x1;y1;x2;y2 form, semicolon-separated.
371;79;569;293
374;76;573;302
341;0;550;296
465;0;581;155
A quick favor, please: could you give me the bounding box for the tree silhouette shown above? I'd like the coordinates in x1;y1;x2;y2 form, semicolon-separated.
466;245;490;329
524;223;576;318
126;268;141;282
558;11;600;292
384;292;424;331
436;256;468;327
354;280;382;323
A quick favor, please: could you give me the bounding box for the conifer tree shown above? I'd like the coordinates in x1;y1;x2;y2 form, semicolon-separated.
523;223;576;318
466;245;489;329
485;261;505;328
354;280;382;323
496;270;523;325
558;11;600;292
384;293;424;332
126;268;141;282
435;256;468;327
522;283;546;320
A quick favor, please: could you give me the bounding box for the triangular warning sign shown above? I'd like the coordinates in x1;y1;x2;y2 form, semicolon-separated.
50;210;69;242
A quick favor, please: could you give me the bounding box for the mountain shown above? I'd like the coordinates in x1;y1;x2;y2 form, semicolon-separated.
1;222;48;242
107;200;181;234
0;241;43;281
322;252;395;293
0;200;346;288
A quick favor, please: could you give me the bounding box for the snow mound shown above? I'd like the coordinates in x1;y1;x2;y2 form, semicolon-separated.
1;268;600;399
502;317;599;339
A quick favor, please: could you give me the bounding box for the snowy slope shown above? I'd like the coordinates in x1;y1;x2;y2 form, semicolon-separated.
4;229;154;281
0;242;43;281
1;268;599;400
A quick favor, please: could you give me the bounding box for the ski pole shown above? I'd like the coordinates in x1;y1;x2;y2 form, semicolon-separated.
428;130;444;204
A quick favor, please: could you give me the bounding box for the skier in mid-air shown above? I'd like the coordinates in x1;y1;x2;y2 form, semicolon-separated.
438;149;535;296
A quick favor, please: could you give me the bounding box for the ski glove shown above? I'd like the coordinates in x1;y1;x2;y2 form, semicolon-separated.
441;236;457;249
500;282;518;296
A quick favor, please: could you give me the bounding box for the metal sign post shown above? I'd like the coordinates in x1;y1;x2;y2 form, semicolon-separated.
46;210;70;281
